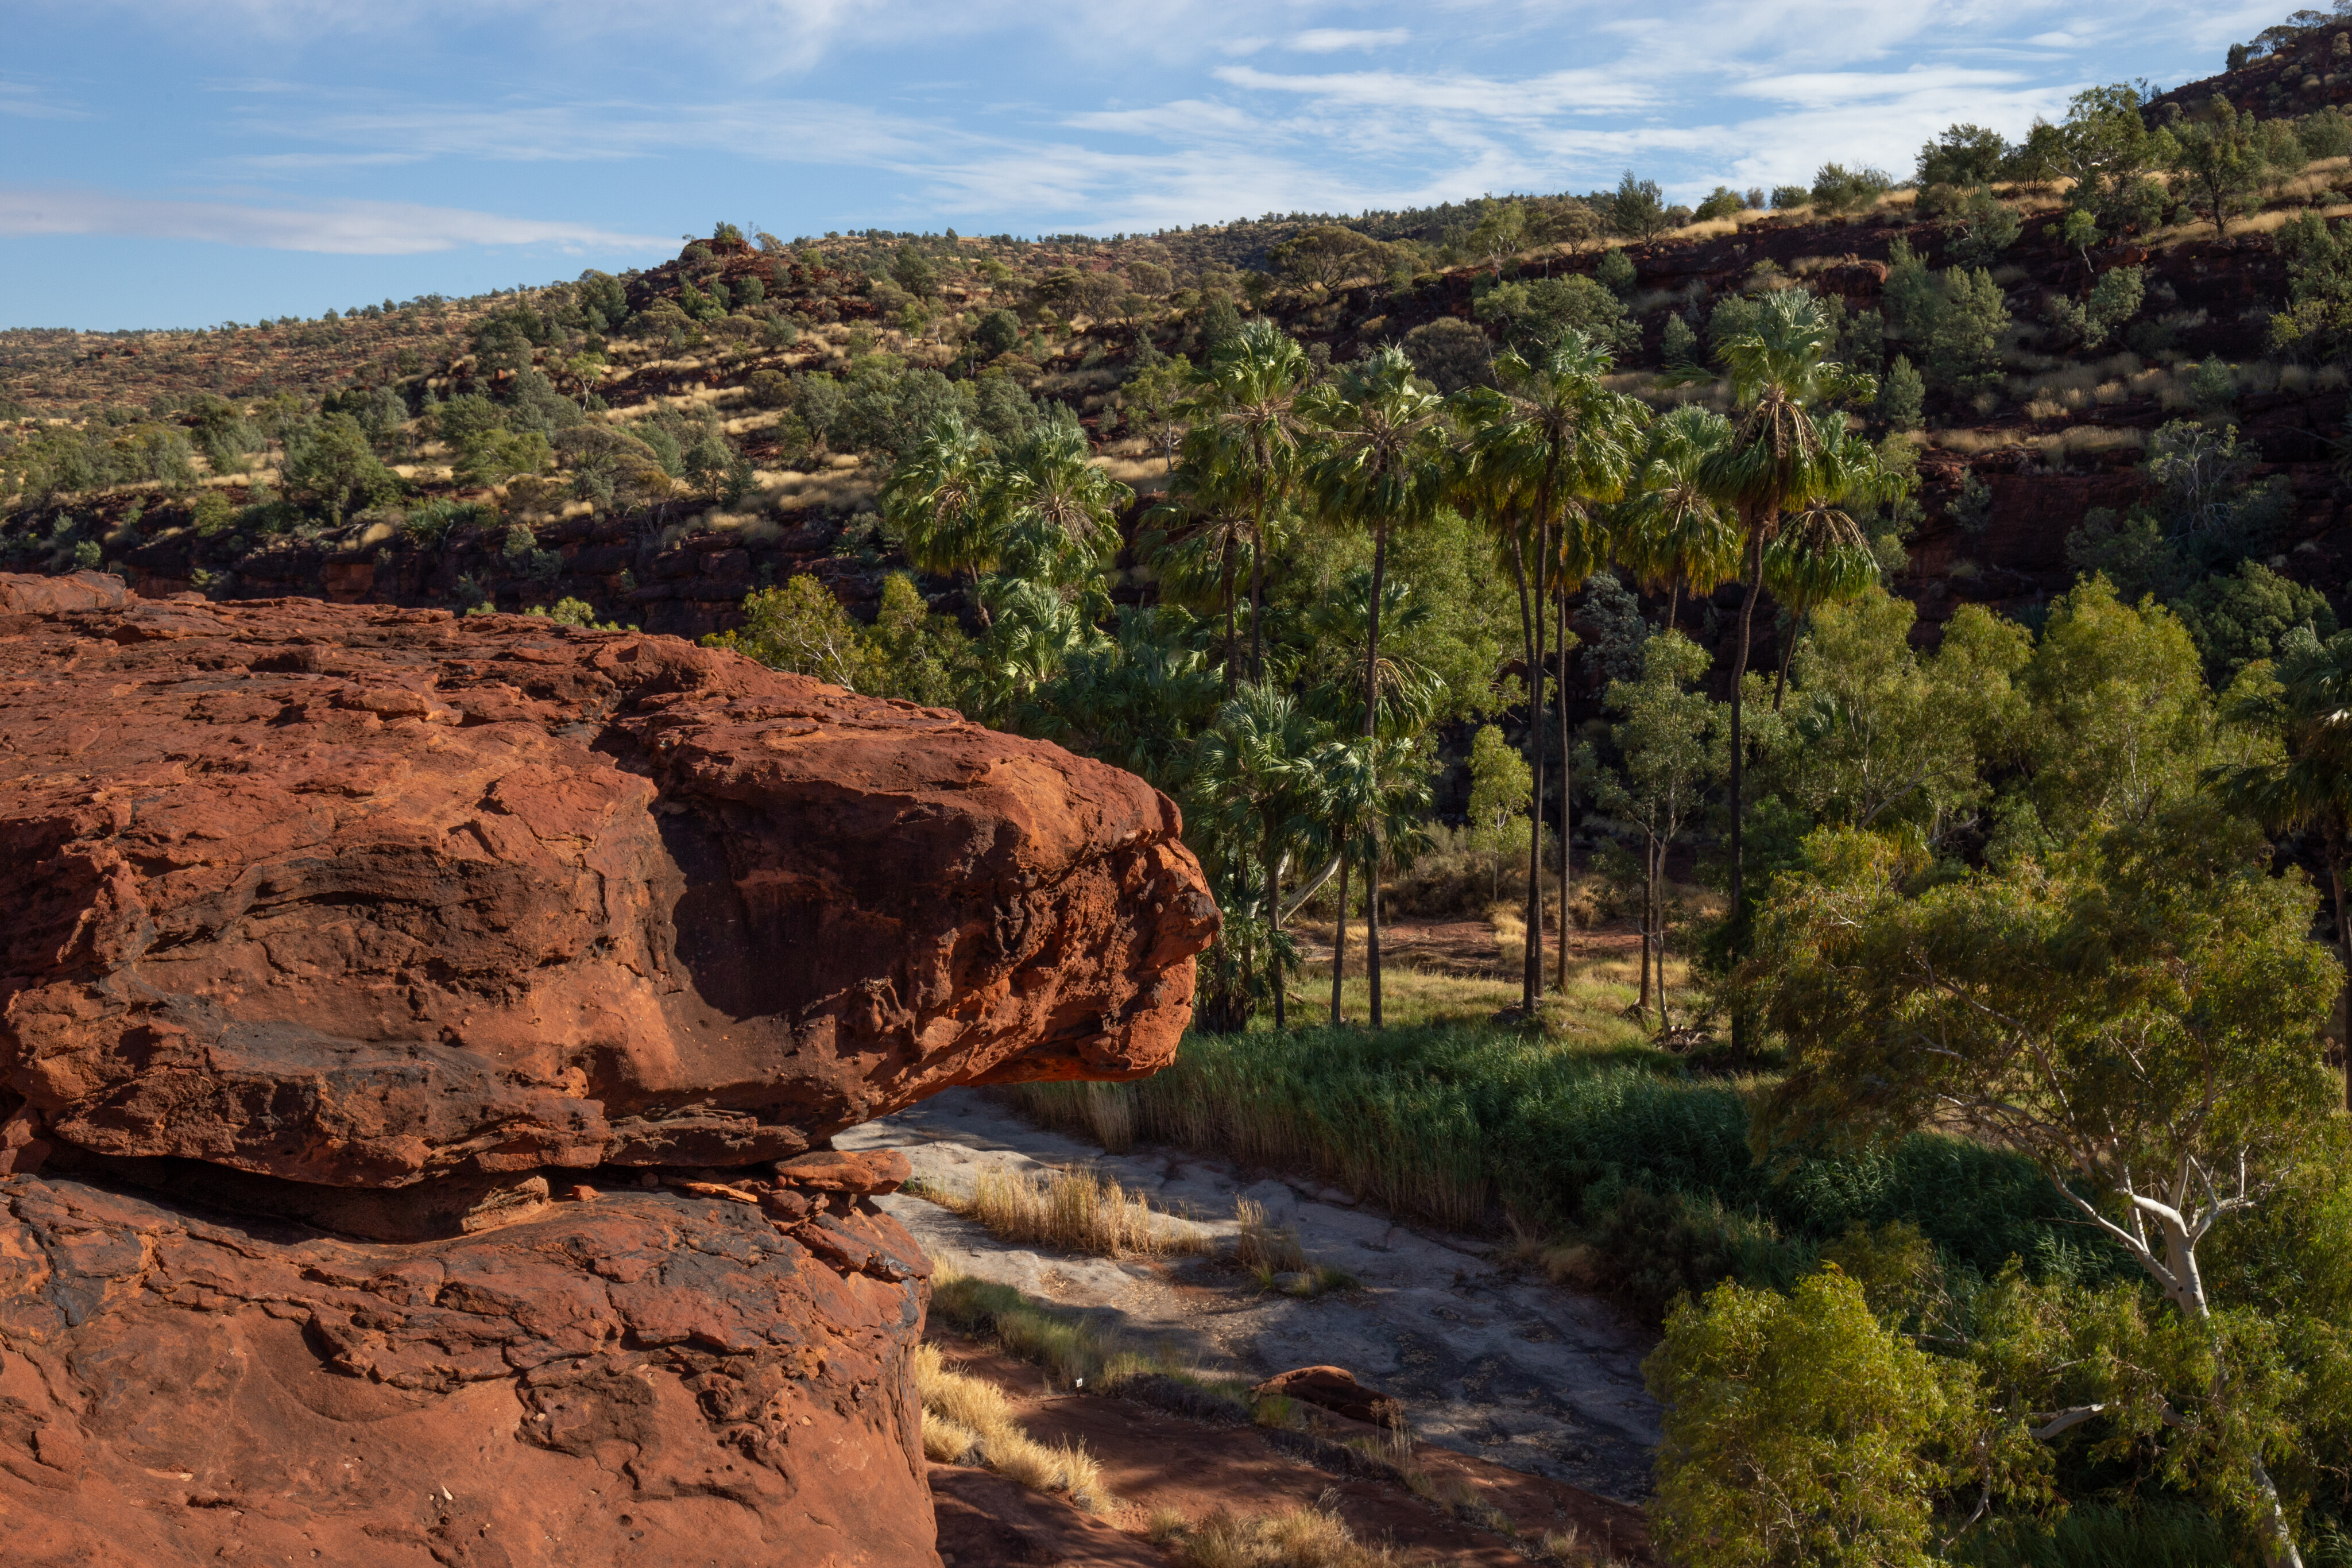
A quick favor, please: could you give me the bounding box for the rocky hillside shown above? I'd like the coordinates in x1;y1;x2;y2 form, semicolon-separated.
6;72;2352;666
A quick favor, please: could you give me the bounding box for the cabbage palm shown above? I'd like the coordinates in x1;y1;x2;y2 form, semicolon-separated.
1180;320;1314;683
1699;290;1880;932
1761;426;1897;708
1620;403;1741;632
1299;734;1433;1028
1300;348;1452;1014
1456;334;1647;1008
970;577;1108;725
1303;348;1453;733
991;421;1134;589
1197;684;1326;1028
880;413;997;583
1141;462;1258;693
1301;569;1446;739
2209;624;2352;1109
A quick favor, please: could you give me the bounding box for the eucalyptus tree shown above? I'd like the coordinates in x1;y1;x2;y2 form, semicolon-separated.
1456;335;1647;1009
2210;624;2352;1109
1692;290;1880;955
1179;320;1316;683
1619;404;1741;633
1749;819;2338;1568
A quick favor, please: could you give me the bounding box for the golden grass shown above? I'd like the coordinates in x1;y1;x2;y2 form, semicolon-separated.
1177;1506;1405;1568
1235;1197;1306;1275
1295;950;1701;1048
912;1342;1115;1512
946;1164;1210;1259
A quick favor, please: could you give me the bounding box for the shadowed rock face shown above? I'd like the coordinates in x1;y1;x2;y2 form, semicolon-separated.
0;590;1216;1187
0;582;1217;1567
0;1174;941;1568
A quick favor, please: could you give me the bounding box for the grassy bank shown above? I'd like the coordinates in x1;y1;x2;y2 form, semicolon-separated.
1010;1019;2114;1318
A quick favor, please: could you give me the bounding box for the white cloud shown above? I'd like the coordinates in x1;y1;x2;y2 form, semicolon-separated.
0;187;670;254
1214;63;1661;115
0;79;90;119
2028;30;2084;47
1290;28;1410;52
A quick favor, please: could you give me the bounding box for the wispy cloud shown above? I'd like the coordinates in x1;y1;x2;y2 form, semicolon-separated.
0;187;670;254
0;79;90;120
1214;64;1662;115
1291;28;1410;52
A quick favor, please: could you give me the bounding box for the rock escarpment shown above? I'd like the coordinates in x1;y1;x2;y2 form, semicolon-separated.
0;582;1217;1566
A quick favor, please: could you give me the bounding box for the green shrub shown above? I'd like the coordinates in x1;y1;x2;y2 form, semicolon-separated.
1012;1024;2114;1317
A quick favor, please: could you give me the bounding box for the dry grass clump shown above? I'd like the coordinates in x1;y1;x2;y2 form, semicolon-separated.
911;1342;1114;1512
1235;1197;1307;1274
1235;1199;1359;1295
954;1163;1210;1259
1173;1505;1405;1568
930;1267;1166;1387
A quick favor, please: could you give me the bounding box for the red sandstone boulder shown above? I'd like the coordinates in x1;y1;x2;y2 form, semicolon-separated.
0;578;1220;1567
0;569;126;616
0;584;1217;1188
1251;1365;1404;1429
0;1169;938;1567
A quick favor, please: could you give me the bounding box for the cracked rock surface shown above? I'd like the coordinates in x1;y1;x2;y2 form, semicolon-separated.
0;1172;934;1566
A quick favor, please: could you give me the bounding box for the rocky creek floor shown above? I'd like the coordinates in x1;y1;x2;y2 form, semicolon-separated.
838;1088;1662;1507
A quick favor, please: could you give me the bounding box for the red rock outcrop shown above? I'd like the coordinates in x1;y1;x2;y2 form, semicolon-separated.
0;1171;938;1567
0;587;1216;1187
0;580;1219;1566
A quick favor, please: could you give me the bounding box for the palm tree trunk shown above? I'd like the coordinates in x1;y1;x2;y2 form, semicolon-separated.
1364;520;1389;1025
1524;528;1546;1012
1265;814;1286;1030
1555;586;1573;994
1249;497;1268;685
1221;540;1238;696
1666;580;1680;634
1330;841;1350;1028
1727;529;1765;1055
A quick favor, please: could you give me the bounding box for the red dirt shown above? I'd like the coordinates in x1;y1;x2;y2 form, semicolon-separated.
930;1335;1653;1567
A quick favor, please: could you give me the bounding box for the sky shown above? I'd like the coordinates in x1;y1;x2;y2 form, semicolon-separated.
0;0;2293;330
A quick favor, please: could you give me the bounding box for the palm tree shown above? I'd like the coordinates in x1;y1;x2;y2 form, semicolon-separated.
880;413;999;611
1697;291;1880;965
1300;734;1433;1028
1619;404;1742;634
1197;684;1324;1029
1180;320;1314;684
1141;462;1258;694
1302;736;1376;1027
1302;347;1452;1014
1300;569;1446;739
1456;335;1647;1011
970;577;1108;725
991;420;1134;589
2210;625;2352;1110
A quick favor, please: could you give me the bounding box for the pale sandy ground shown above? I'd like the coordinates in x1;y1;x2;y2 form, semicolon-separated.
840;1088;1664;1503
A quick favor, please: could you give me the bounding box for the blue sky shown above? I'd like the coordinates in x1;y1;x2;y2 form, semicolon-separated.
2;1;2291;330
